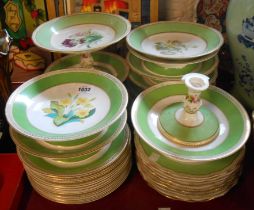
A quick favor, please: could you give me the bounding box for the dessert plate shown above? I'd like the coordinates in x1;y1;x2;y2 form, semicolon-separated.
32;12;131;54
126;21;223;60
9;112;127;158
131;82;250;161
45;51;129;82
17;126;130;175
6;69;128;141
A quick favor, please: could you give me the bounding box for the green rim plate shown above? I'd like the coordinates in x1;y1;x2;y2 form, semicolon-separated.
9;111;127;158
6;69;128;141
131;81;250;161
127;52;218;80
126;21;223;60
17;125;130;175
32;12;131;54
45;51;129;82
158;103;220;144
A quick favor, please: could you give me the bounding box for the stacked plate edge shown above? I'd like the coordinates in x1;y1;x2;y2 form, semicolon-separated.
135;132;244;202
5;69;131;204
126;51;219;89
16;125;131;204
126;21;223;89
131;81;250;202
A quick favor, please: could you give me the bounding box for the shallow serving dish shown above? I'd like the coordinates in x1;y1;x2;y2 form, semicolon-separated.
32;12;131;54
126;21;223;60
5;69;128;141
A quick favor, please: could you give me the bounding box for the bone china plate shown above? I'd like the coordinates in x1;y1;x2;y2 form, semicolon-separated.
5;69;128;141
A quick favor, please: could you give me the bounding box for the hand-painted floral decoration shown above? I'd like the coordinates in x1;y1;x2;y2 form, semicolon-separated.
155;40;197;55
62;30;103;48
42;93;96;126
184;94;202;114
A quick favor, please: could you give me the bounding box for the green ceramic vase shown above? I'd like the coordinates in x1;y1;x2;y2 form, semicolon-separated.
226;0;254;110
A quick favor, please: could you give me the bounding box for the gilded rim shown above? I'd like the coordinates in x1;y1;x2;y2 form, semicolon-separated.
6;69;128;141
9;111;127;158
17;125;131;175
131;81;250;161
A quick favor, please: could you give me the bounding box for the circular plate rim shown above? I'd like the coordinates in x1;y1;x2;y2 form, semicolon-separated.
32;12;131;54
126;21;223;61
131;81;250;161
5;69;128;141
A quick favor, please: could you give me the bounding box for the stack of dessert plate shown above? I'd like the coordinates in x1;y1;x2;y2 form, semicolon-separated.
131;73;250;202
135;133;245;202
126;21;223;89
5;69;131;204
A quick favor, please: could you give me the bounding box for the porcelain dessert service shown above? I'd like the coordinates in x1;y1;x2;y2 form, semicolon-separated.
5;69;131;204
126;21;223;89
17;125;131;204
131;72;250;201
4;9;250;203
6;13;132;201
